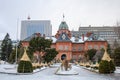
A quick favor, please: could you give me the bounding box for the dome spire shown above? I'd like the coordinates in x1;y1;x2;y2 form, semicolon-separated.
27;14;31;20
58;14;69;30
63;14;65;21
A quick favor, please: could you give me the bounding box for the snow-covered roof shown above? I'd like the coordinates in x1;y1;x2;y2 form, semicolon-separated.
56;32;71;42
46;36;88;43
87;36;106;41
97;37;106;41
86;33;106;41
23;32;106;44
45;36;57;43
70;37;88;43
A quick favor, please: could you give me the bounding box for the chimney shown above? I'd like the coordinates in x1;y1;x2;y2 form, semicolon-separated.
86;32;92;37
36;33;41;37
82;34;84;41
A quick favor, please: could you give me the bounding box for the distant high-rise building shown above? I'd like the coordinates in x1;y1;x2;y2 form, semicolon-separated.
20;20;52;40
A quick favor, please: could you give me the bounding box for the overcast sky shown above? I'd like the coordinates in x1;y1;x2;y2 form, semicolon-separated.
0;0;120;40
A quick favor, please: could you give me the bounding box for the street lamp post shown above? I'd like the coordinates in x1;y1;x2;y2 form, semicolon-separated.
15;41;18;64
15;19;19;64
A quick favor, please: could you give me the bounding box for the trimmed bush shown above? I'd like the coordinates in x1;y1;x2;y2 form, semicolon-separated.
86;65;90;68
99;60;110;73
99;60;115;74
109;60;116;73
17;61;33;73
93;66;99;70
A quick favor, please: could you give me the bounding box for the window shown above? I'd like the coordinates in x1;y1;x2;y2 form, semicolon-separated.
78;46;83;51
73;46;76;51
94;45;98;49
100;45;104;49
59;45;63;50
88;45;92;49
65;46;69;50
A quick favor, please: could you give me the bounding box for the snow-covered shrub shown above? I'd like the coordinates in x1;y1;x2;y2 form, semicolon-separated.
99;60;115;74
17;61;33;73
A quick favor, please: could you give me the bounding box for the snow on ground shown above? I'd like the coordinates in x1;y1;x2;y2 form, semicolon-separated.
0;63;17;73
0;62;120;80
55;66;78;75
115;67;120;73
0;61;46;74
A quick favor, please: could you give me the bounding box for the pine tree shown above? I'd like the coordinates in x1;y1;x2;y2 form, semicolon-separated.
99;60;115;73
114;47;120;66
113;39;119;49
107;44;111;55
43;48;58;63
28;37;52;63
85;49;97;61
1;33;13;61
9;41;24;63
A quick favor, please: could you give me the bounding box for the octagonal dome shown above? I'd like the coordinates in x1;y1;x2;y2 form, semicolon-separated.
59;21;69;30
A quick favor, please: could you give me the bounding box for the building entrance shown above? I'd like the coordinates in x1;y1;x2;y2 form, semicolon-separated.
61;54;66;60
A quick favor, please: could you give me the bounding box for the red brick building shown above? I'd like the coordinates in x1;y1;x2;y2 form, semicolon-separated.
22;20;108;61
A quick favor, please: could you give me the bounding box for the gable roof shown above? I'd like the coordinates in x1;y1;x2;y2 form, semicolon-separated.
23;33;41;41
45;36;57;43
87;33;105;41
56;32;71;42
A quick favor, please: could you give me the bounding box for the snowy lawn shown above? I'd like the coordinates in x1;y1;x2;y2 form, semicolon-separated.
115;67;120;73
55;66;79;75
76;64;120;74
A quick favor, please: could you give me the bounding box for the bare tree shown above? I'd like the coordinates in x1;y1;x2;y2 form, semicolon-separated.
114;22;120;39
113;39;119;49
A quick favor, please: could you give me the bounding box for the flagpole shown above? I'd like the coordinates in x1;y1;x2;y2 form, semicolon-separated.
15;18;19;64
63;14;65;21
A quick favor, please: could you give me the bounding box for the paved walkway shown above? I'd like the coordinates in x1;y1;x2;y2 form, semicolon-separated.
0;63;120;80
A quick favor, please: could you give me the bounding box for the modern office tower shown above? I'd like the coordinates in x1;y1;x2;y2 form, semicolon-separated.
21;20;52;40
71;25;120;46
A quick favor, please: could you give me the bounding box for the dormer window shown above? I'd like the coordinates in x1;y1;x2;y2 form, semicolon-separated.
62;34;66;40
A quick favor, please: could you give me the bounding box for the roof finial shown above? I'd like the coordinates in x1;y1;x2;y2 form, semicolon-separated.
63;14;65;21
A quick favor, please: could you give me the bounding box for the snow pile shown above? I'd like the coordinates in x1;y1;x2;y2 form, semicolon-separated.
115;67;120;73
0;62;17;73
55;65;79;75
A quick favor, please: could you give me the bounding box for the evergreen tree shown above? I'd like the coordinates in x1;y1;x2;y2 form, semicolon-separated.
107;44;111;55
28;37;52;62
114;47;120;66
17;49;33;73
17;61;33;73
1;33;13;61
9;41;24;63
85;49;97;61
93;50;104;63
99;60;115;74
113;39;119;49
43;48;58;63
